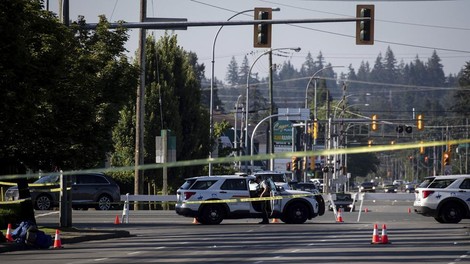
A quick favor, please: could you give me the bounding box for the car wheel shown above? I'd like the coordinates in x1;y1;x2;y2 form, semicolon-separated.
35;194;53;210
285;202;309;224
96;194;113;210
199;204;225;225
438;202;463;223
434;216;445;223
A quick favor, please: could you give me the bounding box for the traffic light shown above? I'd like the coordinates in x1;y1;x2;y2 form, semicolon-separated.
371;114;378;131
443;151;451;166
356;5;375;45
310;156;316;171
253;8;272;48
291;156;298;171
417;114;424;130
313;119;318;139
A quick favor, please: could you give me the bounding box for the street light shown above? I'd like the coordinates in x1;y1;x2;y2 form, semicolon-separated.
304;66;344;119
234;94;242;170
209;8;280;175
250;113;300;172
244;46;301;173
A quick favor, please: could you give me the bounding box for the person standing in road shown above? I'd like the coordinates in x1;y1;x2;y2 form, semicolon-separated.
255;175;271;224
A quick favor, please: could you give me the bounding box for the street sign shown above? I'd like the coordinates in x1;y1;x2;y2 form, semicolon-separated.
278;108;310;121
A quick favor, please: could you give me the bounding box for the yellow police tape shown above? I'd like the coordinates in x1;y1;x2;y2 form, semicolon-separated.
0;138;469;181
184;193;312;204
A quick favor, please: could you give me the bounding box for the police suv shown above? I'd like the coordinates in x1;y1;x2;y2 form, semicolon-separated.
413;174;470;223
175;175;325;224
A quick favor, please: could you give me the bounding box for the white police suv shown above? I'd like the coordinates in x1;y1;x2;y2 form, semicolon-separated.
175;175;325;224
413;174;470;223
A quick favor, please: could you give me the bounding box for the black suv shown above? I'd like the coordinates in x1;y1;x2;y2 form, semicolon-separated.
5;173;121;210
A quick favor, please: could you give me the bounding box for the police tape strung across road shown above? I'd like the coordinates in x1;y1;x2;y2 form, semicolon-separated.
183;193;312;204
0;139;468;181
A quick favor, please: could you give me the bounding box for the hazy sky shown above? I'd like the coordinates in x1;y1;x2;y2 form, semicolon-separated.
48;0;470;81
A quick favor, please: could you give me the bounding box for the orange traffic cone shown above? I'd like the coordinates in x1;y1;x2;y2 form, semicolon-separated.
271;218;280;223
192;218;199;224
53;229;63;249
5;223;13;242
371;224;380;244
114;215;120;225
381;224;390;244
336;208;344;223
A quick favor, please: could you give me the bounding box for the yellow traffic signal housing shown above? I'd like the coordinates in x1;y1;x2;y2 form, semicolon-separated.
417;114;424;130
309;156;316;170
313;119;318;139
443;151;451;166
356;5;375;45
291;156;298;171
419;141;425;154
253;8;272;48
371;114;378;131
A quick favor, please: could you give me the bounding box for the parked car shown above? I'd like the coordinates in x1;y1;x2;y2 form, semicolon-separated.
383;184;397;193
359;182;376;192
253;171;290;190
328;193;356;212
404;183;415;193
413;174;470;223
5;172;121;210
175;174;325;224
310;178;324;189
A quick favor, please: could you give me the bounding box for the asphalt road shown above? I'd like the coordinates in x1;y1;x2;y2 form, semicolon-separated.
1;201;469;264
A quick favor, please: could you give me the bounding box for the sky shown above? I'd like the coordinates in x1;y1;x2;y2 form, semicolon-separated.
47;0;470;82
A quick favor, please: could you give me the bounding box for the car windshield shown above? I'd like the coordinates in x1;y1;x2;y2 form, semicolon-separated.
336;194;352;201
34;175;59;184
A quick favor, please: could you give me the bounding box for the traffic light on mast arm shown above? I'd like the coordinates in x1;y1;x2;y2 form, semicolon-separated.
356;5;375;45
253;8;272;48
371;114;378;131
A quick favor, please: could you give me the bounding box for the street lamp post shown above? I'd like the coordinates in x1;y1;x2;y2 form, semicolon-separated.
250;113;300;172
209;8;280;175
304;65;343;183
209;9;252;176
244;47;301;173
304;65;344;117
234;94;242;170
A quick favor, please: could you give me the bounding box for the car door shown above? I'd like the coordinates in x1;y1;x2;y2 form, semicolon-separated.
456;178;470;209
266;178;282;213
72;174;99;203
219;178;251;212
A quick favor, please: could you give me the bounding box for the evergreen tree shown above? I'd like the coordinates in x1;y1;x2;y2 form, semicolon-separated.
225;56;239;86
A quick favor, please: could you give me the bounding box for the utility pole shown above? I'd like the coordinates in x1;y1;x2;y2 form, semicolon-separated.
134;0;146;210
268;49;274;170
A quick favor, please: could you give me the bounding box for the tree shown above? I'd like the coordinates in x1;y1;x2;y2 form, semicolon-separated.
111;33;210;191
0;0;138;174
225;56;239;86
